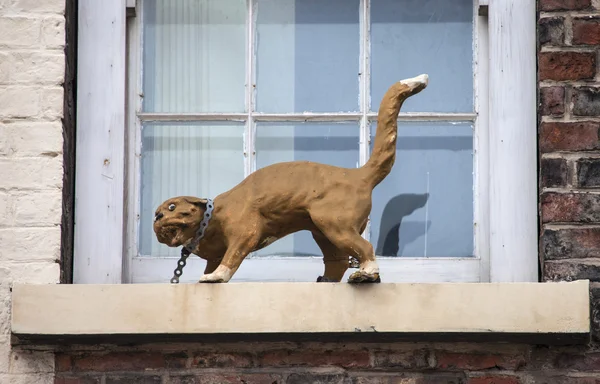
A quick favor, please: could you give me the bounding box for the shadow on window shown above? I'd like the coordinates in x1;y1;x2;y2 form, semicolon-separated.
374;193;430;257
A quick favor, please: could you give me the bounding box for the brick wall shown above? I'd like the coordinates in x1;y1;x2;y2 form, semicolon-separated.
539;0;600;285
0;0;65;382
52;342;600;383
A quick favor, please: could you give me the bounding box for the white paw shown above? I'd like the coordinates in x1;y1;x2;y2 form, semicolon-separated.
198;265;233;283
361;260;380;275
198;273;223;283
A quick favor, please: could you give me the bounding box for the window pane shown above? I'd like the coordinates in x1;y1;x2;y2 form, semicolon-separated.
371;0;474;113
139;122;245;257
143;0;246;113
370;122;474;257
255;122;360;256
256;0;360;113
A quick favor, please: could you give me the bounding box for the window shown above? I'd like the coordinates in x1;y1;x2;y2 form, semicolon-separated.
74;0;537;284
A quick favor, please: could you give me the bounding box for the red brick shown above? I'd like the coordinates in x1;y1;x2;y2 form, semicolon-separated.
468;376;520;384
165;352;189;369
593;287;600;342
542;227;600;259
352;378;389;384
577;158;600;187
539;0;591;11
72;352;166;372
436;352;526;370
540;86;565;116
55;377;101;384
544;259;600;281
258;349;370;368
551;352;600;370
541;157;569;188
372;349;432;369
568;379;600;384
539;122;600;153
168;377;198;384
193;374;284;384
528;377;600;384
539;52;596;81
287;373;345;384
105;376;161;384
414;375;469;384
541;192;600;223
56;354;72;372
573;17;600;45
191;352;253;368
573;87;600;117
360;375;467;384
539;17;565;46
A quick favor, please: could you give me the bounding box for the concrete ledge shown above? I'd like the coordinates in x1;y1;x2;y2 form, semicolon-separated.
11;281;591;345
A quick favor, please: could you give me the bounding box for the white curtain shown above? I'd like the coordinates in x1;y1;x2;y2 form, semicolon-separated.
140;0;246;257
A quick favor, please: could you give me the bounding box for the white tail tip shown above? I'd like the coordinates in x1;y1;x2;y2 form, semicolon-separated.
399;74;429;89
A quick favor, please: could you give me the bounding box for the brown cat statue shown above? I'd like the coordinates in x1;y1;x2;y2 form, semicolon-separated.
153;74;429;283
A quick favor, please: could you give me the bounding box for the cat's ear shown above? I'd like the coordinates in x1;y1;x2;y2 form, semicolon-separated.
183;196;208;208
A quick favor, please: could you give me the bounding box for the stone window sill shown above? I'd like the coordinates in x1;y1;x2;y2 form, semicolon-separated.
10;281;591;346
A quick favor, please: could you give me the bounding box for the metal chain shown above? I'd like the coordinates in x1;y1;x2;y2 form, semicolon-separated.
170;247;190;284
170;199;214;284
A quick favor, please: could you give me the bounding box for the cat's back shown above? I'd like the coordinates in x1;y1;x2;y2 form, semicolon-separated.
229;160;360;208
252;160;356;190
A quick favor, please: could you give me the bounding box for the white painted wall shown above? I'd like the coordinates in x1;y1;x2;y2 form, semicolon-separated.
0;0;65;381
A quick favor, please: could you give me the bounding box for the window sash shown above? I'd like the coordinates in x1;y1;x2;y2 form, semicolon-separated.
124;0;486;283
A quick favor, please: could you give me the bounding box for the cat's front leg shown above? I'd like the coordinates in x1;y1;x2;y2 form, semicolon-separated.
198;238;256;283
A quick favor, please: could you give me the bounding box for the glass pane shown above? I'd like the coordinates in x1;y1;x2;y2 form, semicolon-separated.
143;0;246;113
256;0;360;113
371;0;474;113
139;122;245;257
255;122;360;256
370;122;474;257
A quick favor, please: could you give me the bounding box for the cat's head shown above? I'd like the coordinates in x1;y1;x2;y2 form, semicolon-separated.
153;196;210;247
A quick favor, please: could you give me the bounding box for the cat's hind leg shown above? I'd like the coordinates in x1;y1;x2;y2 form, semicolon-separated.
312;231;348;282
310;212;380;284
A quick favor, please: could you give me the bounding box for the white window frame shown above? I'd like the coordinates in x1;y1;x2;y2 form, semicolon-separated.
73;0;537;284
129;0;484;284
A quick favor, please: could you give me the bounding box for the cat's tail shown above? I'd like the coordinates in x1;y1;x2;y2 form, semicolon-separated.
360;74;428;188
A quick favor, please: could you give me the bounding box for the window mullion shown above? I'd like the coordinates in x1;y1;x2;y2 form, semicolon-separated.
359;0;371;241
359;0;371;168
247;117;256;175
246;0;257;177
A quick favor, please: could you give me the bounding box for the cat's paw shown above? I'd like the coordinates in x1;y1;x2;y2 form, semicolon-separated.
348;271;381;284
198;273;225;283
198;265;233;283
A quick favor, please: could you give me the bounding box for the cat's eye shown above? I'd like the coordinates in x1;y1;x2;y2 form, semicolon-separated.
168;204;176;211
